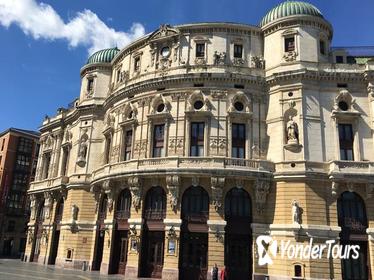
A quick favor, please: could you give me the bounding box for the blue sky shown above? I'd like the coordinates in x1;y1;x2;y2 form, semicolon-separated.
0;0;373;132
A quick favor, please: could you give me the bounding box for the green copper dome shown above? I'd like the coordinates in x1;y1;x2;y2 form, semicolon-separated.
86;47;120;65
260;1;323;27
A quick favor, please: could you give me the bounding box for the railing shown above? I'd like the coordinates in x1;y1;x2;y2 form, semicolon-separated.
115;210;130;220
144;209;166;220
329;160;374;174
184;212;209;223
92;156;275;181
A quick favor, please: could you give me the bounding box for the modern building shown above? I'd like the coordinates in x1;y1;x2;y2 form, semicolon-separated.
0;128;39;257
25;1;374;279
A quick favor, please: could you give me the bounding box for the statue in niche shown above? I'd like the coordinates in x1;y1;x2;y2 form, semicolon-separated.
292;200;301;224
76;132;88;167
286;116;299;144
71;204;79;221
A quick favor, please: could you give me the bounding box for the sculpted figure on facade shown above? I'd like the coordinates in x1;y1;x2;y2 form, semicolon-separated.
128;176;142;211
255;179;271;213
76;129;88;167
166;175;180;212
71;204;79;221
286;116;299;144
211;177;225;211
213;51;226;65
292;200;302;224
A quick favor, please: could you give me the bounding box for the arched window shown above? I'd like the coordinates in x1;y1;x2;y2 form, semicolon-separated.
181;186;209;222
98;194;108;220
225;187;251;219
116;189;131;219
55;198;64;223
337;192;367;234
143;187;166;220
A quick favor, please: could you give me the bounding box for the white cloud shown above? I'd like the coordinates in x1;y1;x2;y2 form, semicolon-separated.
0;0;145;54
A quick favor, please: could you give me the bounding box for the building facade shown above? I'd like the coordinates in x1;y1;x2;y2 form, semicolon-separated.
25;1;374;279
0;128;39;257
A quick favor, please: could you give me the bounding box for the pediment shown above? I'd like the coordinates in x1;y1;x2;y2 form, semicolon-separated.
148;24;180;43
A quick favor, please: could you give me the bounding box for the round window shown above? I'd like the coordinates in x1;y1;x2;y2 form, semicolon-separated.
161;46;170;58
234;101;244;112
157;103;165;113
338;101;349;111
194;100;204;110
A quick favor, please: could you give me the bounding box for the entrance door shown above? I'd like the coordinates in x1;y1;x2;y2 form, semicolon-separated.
32;225;43;262
179;232;208;280
141;231;164;278
110;230;128;274
225;233;251;280
48;230;60;264
92;230;104;270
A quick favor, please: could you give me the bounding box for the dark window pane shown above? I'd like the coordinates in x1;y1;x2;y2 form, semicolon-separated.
190;122;204;156
285;37;295;52
196;43;205;58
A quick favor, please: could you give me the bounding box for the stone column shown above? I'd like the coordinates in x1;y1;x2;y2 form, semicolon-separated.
52;131;63;177
125;176;143;278
207;177;225;279
163;175;181;280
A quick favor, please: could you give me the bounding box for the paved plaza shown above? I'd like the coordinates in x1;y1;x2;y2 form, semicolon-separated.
0;259;128;280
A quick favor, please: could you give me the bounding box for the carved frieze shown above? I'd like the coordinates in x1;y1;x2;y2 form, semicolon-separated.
283;51;297;62
168;137;184;149
213;51;226;65
210;137;226;150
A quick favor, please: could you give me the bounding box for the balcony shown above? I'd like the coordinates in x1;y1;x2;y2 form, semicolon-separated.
115;210;130;220
92;156;274;182
143;209;166;220
328;160;374;181
184;212;209;223
29;176;69;191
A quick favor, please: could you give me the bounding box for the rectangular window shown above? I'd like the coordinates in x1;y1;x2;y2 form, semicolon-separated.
1;139;5;151
124;130;133;161
134;57;141;72
232;123;246;158
12;173;28;191
336;56;344;63
87;78;94;92
339;124;354;161
234;44;243;58
18;137;33;153
320;40;326;55
43;152;51;179
153;125;165;158
7;221;15;232
285;37;295;52
61;147;70;176
196;43;205;58
190;122;205;157
116;69;121;82
347;56;356;64
104;136;112;164
15;154;31;171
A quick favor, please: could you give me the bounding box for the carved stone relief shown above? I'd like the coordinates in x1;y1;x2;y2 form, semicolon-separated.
255;179;271;213
166;175;180;212
211;177;225;211
128;176;142;211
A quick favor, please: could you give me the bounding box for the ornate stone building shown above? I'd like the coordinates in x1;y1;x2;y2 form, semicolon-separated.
25;1;374;280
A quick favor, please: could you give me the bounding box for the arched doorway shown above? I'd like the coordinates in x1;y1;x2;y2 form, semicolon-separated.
337;191;369;280
179;186;209;280
110;189;131;274
92;194;107;271
224;187;252;280
48;197;64;264
31;200;44;262
139;186;166;278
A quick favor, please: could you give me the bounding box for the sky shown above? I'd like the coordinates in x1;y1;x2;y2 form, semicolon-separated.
0;0;373;133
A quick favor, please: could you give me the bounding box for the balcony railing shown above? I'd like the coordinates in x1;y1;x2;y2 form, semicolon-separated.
184;212;209;223
115;210;130;220
143;209;166;220
92;156;274;181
